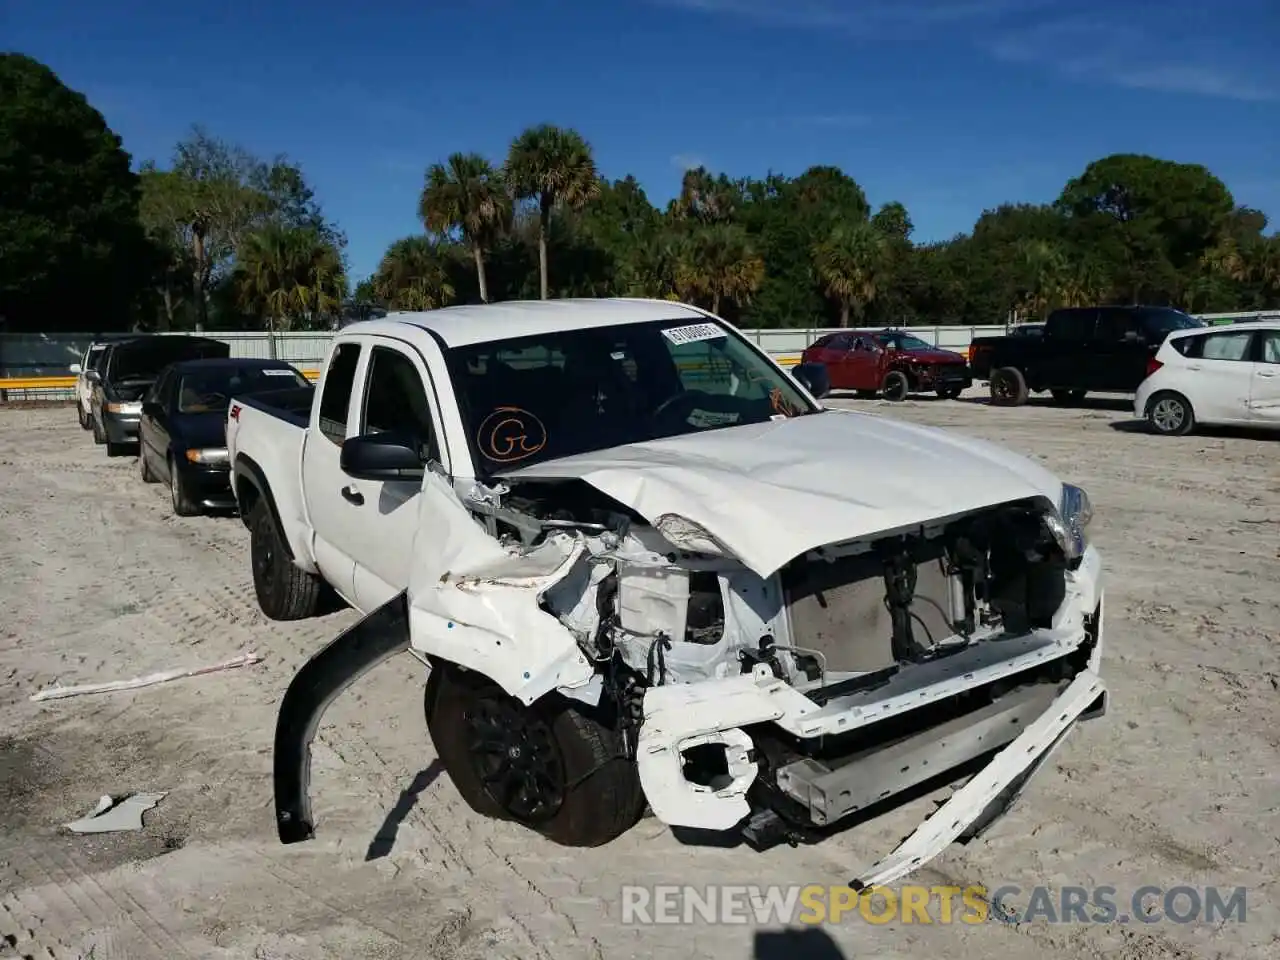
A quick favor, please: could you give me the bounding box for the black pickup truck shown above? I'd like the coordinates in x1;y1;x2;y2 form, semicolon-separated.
968;305;1204;406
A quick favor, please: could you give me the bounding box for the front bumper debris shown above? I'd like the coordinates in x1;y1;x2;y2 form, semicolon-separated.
273;592;410;843
850;668;1105;889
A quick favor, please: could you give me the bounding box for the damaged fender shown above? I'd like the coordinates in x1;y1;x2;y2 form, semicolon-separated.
274;592;411;843
404;472;597;705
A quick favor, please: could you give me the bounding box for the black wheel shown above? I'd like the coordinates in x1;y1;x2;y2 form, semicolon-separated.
91;411;106;445
169;456;200;516
936;386;963;400
77;404;90;429
140;448;159;483
881;370;910;402
990;367;1029;406
249;499;322;620
427;666;644;847
1146;391;1195;436
853;389;878;399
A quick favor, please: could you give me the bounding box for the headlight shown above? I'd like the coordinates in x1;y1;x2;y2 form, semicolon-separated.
1045;483;1093;559
186;447;228;464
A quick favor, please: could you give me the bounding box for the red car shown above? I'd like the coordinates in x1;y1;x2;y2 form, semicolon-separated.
800;329;973;401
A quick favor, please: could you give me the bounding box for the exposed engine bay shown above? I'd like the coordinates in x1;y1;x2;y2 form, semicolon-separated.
449;473;1104;853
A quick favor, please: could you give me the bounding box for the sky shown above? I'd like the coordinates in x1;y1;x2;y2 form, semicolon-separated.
8;0;1280;282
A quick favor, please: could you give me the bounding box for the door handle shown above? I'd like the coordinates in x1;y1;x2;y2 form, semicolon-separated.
1258;370;1277;378
340;485;364;505
1187;365;1202;371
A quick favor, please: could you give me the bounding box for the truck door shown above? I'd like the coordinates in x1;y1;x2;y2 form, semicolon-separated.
1040;308;1096;390
300;342;363;605
1093;307;1147;391
347;339;448;613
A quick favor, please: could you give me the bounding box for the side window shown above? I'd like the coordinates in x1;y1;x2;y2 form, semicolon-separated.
828;334;854;351
318;343;361;445
1046;309;1096;339
360;346;439;459
1170;336;1199;358
1258;331;1280;364
1096;308;1138;341
1200;332;1253;362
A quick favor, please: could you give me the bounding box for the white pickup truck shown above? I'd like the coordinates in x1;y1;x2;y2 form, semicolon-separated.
227;298;1107;888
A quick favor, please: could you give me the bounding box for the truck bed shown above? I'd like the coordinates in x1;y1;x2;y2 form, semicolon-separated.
225;386;316;568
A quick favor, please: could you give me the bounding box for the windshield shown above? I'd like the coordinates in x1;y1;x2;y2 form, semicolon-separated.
449;317;816;473
177;365;309;413
879;333;935;351
1142;308;1203;337
109;338;229;383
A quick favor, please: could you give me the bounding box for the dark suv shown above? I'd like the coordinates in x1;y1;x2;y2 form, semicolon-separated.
968;305;1204;406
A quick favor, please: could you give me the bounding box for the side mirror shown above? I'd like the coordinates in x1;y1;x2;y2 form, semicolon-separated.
85;370;100;382
792;361;831;400
340;431;428;481
69;363;82;375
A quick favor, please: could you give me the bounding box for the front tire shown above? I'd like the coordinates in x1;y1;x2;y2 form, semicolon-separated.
77;404;90;429
169;456;200;516
140;448;159;483
91;412;106;445
427;666;644;847
249;499;322;620
881;370;910;402
1146;391;1195;436
990;367;1029;406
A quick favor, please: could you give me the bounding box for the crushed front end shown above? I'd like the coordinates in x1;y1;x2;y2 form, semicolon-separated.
513;485;1107;882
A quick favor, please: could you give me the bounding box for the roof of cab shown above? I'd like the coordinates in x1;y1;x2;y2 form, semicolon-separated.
338;298;711;348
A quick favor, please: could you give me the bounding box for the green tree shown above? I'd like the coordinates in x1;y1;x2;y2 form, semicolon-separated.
0;54;152;331
419;153;509;304
675;224;765;315
504;125;601;299
813;221;886;327
371;236;456;311
234;224;346;336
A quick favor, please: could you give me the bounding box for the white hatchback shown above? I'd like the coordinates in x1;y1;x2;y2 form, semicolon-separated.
1134;321;1280;435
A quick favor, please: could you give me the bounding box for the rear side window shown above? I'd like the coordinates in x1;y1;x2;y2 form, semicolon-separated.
1096;308;1139;340
1260;331;1280;364
360;347;439;459
1199;331;1253;362
318;344;361;444
1046;309;1096;339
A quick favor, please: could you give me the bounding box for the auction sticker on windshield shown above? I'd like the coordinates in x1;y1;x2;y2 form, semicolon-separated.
662;322;725;345
262;369;297;376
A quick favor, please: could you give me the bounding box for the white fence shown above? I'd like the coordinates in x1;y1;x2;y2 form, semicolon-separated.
3;310;1277;402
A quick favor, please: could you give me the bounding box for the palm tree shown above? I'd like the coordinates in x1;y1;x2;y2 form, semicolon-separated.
812;221;886;326
504;125;600;299
675;224;765;314
372;236;456;311
419;153;509;303
235;225;346;337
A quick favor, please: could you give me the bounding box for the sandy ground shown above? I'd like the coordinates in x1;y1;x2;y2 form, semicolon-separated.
1;392;1277;960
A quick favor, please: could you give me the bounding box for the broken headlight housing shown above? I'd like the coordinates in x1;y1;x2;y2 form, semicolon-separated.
1045;483;1093;560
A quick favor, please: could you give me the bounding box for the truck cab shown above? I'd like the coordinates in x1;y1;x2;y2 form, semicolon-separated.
969;305;1203;406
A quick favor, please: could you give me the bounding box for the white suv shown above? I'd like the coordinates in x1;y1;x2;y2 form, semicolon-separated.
1135;321;1280;436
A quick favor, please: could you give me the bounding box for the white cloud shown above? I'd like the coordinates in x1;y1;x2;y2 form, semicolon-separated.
671;153;709;170
987;19;1279;102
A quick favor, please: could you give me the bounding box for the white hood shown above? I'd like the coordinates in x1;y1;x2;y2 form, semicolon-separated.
500;409;1064;578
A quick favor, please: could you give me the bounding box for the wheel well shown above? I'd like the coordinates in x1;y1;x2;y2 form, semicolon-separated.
235;475;261;528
